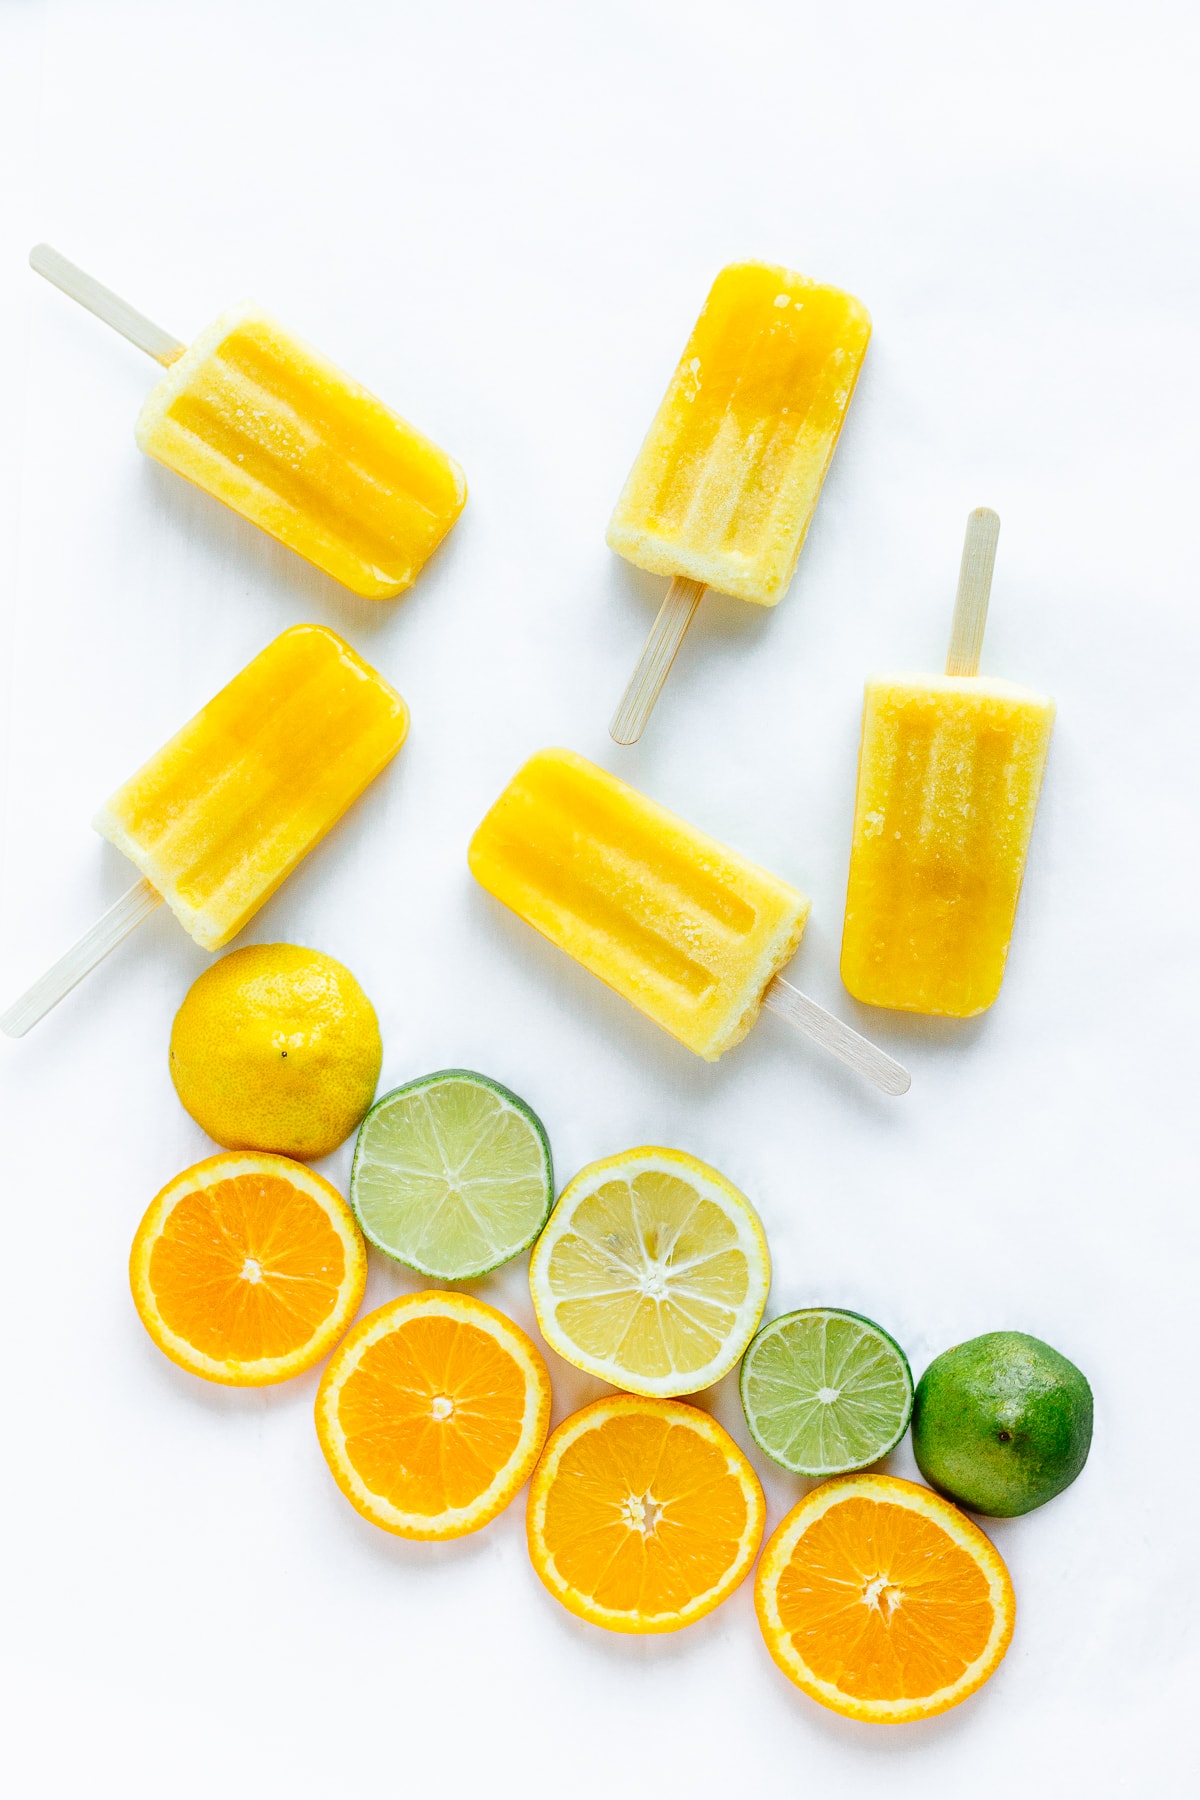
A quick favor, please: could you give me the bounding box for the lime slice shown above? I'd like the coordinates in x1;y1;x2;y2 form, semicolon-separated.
349;1070;553;1280
740;1308;913;1477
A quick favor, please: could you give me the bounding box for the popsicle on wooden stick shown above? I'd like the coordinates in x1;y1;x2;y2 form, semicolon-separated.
1;626;408;1037
469;748;909;1094
840;510;1055;1017
607;262;870;743
29;245;466;599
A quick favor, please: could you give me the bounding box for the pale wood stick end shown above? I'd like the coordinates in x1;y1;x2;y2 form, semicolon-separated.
763;977;911;1095
29;244;185;367
609;575;706;745
945;507;1001;678
0;878;163;1038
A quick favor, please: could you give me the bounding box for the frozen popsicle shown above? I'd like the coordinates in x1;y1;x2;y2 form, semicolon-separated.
607;262;870;742
30;246;465;599
469;748;908;1093
1;625;408;1037
840;510;1055;1017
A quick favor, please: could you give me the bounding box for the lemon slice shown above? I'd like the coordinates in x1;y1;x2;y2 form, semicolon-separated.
529;1147;770;1397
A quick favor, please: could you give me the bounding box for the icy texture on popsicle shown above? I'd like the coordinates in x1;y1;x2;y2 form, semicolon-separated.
469;748;810;1059
840;675;1055;1017
136;304;466;599
95;624;408;950
606;262;870;606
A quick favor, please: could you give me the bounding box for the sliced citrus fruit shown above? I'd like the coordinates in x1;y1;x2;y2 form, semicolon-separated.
349;1069;553;1280
740;1307;913;1476
527;1394;765;1633
129;1151;367;1387
755;1473;1016;1722
315;1290;551;1539
528;1147;770;1397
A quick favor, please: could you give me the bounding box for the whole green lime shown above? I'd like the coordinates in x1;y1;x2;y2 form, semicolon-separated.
912;1331;1093;1517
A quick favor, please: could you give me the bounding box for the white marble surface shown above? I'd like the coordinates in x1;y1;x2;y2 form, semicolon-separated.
0;2;1195;1794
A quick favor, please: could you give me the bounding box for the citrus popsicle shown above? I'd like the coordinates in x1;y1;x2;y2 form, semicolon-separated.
840;509;1055;1016
469;747;909;1092
30;245;465;598
2;626;408;1036
608;261;870;742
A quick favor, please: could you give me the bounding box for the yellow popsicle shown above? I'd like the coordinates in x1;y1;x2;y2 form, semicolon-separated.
95;624;409;950
607;261;871;606
136;303;466;599
840;674;1055;1017
469;748;810;1060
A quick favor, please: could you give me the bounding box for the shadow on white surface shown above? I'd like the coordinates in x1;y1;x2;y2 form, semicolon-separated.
138;456;473;651
129;1327;325;1419
461;879;917;1125
311;1475;503;1574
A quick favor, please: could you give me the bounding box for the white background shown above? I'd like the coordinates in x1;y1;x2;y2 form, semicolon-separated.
0;2;1196;1794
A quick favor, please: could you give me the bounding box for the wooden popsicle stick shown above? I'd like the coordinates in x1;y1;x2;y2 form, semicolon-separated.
29;244;185;367
945;507;1000;677
763;976;911;1095
610;575;706;745
0;878;164;1039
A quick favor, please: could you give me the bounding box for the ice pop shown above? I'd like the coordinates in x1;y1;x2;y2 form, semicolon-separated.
840;510;1055;1017
470;748;908;1093
1;626;408;1036
30;246;465;599
607;262;870;742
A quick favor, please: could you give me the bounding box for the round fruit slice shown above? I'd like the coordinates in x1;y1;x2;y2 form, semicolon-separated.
740;1307;913;1476
755;1473;1016;1723
527;1395;765;1634
529;1147;770;1397
130;1152;367;1387
315;1290;552;1539
350;1070;553;1281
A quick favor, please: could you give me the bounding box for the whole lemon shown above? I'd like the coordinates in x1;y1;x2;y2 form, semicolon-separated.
170;945;382;1160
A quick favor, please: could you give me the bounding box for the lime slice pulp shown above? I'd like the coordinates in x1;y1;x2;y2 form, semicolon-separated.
740;1308;913;1477
349;1070;553;1280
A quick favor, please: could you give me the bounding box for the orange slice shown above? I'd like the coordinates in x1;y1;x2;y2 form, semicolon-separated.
129;1151;367;1387
527;1395;765;1633
315;1291;552;1540
755;1473;1016;1722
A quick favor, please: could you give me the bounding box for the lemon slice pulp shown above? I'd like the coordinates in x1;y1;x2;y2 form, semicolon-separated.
529;1147;770;1397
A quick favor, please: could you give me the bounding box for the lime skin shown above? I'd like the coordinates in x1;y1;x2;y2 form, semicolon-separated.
912;1331;1093;1517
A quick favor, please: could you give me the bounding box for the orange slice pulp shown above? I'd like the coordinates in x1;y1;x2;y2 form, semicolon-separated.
129;1151;366;1386
527;1394;765;1633
754;1473;1016;1722
315;1290;552;1540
